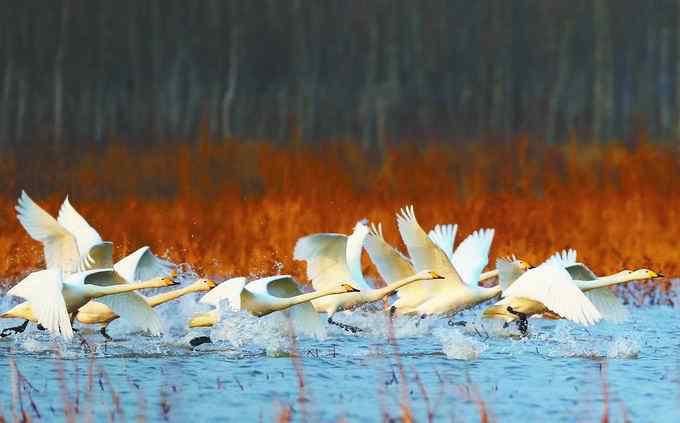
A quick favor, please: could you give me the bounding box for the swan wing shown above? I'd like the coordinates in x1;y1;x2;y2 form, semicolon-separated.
545;249;577;268
451;228;494;286
503;264;602;325
294;232;371;291
114;246;174;282
7;269;73;339
56;197;103;261
364;223;415;283
249;275;325;337
565;264;599;281
427;224;458;262
584;288;630;323
95;293;163;335
199;277;246;311
15;191;81;274
84;242;114;270
396;205;463;286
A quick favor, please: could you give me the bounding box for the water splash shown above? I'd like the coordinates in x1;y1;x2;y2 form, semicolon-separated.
434;327;487;360
607;336;640;358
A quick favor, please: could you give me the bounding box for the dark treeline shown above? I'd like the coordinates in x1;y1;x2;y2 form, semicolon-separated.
1;0;680;149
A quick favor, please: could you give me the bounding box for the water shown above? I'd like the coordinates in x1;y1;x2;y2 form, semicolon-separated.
0;291;679;422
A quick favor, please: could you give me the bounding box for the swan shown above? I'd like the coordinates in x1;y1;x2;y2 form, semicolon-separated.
482;260;602;334
187;275;360;347
2;269;178;340
545;249;663;322
367;206;520;316
2;276;210;343
293;220;445;332
11;191;173;335
365;217;526;315
68;278;215;340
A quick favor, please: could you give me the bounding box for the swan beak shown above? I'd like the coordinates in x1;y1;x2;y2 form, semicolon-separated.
206;279;217;289
653;271;664;278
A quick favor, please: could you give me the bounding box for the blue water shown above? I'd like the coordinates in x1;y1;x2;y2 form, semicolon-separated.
0;290;678;422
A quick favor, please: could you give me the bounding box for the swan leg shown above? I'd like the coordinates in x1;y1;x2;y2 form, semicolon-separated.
327;317;362;333
448;320;467;327
0;320;29;337
99;326;113;341
506;306;528;336
189;336;212;348
389;306;397;317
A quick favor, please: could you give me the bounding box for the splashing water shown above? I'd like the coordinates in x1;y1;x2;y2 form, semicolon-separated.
433;327;487;360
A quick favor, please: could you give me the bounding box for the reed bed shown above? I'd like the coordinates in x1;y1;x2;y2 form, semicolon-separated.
1;135;679;295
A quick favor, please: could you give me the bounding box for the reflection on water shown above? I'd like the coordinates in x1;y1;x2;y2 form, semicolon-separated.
0;290;679;422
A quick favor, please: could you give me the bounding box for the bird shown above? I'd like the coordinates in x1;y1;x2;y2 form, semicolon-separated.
1;278;214;340
482;260;602;335
367;206;521;317
545;249;663;322
187;275;361;347
2;269;178;340
293;220;445;332
365;216;524;315
10;191;173;336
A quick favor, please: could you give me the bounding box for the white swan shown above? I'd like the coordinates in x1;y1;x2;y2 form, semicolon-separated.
366;206;507;316
482;261;602;334
293;220;445;332
12;191;173;335
187;275;360;347
545;249;662;322
2;278;215;340
3;269;177;339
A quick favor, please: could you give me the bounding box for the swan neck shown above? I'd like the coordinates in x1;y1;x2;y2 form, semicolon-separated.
577;273;629;291
146;285;195;307
278;288;345;309
370;274;424;300
90;277;164;298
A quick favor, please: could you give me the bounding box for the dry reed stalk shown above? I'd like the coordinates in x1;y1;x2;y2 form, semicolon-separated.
1;138;677;302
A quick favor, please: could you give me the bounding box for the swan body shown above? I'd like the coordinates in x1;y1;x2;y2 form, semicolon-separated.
482;262;602;327
373;206;503;315
293;220;444;319
189;276;360;329
545;249;662;322
4;269;177;339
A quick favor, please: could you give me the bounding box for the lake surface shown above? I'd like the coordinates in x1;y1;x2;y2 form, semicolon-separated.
0;285;678;422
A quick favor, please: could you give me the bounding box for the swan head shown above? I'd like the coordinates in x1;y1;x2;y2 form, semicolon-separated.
0;302;34;320
160;276;180;287
516;259;533;270
340;283;360;293
624;268;664;281
192;278;217;291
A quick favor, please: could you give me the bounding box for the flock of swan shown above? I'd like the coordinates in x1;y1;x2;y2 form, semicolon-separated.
0;192;664;349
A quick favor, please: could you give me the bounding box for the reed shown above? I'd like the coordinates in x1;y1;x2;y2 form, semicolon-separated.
1;135;678;294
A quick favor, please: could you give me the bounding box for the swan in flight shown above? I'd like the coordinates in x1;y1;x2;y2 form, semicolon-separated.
365;206;525;316
365;215;526;315
482;260;602;334
2;278;215;340
9;191;176;336
2;269;178;340
545;249;663;322
293;220;445;332
187;275;360;347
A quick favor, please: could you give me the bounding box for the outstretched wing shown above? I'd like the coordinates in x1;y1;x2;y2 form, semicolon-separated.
503;264;602;326
451;228;494;286
114;246;174;282
545;249;577;268
200;277;247;311
364;223;415;283
294;230;371;291
7;269;73;339
249;275;325;337
56;197;103;260
15;191;81;274
427;224;458;262
396;206;461;282
95;293;163;336
584;288;630;323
